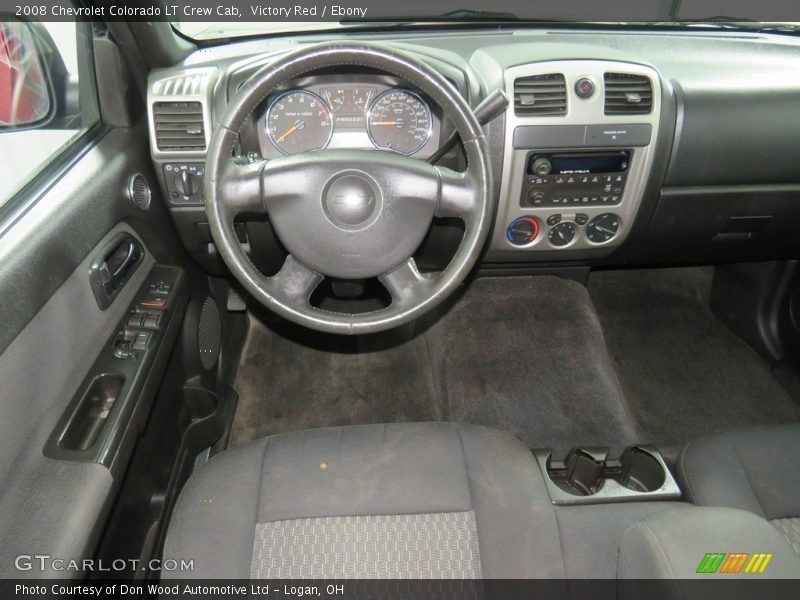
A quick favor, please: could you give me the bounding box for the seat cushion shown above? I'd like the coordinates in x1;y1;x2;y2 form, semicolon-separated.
164;422;565;578
618;505;800;590
677;424;800;520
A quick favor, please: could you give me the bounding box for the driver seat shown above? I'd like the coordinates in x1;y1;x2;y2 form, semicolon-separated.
164;422;565;578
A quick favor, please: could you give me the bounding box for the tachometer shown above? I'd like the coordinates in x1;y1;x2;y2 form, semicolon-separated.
367;90;431;155
267;90;333;154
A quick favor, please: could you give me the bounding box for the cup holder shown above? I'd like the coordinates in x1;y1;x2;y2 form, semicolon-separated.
616;446;666;493
539;445;680;504
547;449;607;496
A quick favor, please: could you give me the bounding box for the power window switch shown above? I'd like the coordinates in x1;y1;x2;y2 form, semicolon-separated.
143;315;161;329
132;332;151;351
127;313;145;328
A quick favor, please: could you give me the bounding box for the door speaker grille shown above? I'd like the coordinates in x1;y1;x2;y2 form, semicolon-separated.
198;297;221;370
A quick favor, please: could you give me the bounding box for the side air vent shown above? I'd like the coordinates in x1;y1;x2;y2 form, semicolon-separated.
128;173;151;211
152;101;206;151
514;74;567;116
151;74;206;96
604;73;653;115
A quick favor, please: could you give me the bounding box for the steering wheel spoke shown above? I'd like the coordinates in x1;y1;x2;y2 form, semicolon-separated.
379;258;431;307
435;166;480;221
215;157;268;218
265;255;324;307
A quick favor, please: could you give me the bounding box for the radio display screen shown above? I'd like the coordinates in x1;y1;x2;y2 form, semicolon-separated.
527;152;629;175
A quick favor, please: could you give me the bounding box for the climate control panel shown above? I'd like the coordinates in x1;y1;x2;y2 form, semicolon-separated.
507;212;620;248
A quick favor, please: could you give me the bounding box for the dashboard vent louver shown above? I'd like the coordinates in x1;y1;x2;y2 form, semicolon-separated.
153;101;206;151
514;74;567;116
128;174;151;210
604;73;653;115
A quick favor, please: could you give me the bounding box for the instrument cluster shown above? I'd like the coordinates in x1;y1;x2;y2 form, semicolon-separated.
257;79;440;159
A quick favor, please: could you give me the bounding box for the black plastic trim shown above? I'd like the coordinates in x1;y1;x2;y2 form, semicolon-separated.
44;265;188;475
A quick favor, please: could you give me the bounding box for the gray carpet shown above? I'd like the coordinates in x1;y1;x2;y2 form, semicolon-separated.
230;276;641;456
232;268;800;459
588;267;800;458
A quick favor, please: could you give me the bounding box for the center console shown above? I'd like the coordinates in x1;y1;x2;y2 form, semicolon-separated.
491;60;662;257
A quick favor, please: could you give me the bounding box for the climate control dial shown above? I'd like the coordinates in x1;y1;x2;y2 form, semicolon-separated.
548;221;577;247
506;216;540;246
586;213;620;244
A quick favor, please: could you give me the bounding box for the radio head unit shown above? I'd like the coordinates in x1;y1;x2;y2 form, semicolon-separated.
527;151;630;176
522;151;631;208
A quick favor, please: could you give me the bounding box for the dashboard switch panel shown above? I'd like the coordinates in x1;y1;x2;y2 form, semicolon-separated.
163;163;205;204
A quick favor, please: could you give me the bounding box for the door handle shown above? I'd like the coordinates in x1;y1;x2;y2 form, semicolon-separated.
90;233;144;310
108;240;139;280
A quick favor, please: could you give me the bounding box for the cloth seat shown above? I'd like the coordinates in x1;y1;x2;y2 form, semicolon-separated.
164;422;565;578
677;424;800;554
618;505;800;593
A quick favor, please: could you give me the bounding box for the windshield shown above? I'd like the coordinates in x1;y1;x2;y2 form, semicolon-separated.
171;0;800;40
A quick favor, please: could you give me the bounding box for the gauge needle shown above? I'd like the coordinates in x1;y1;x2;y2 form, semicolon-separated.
371;120;402;126
277;120;304;142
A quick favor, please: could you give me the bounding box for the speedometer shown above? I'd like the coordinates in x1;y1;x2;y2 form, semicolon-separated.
367;90;432;155
266;90;333;154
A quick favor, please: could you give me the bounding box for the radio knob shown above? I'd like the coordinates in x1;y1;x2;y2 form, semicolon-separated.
532;158;552;176
528;189;546;206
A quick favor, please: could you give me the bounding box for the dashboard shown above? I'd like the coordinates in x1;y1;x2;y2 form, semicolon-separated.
147;28;800;274
254;75;442;159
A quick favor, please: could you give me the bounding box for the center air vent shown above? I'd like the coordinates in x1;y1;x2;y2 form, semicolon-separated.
604;73;653;115
153;101;206;151
514;74;567;116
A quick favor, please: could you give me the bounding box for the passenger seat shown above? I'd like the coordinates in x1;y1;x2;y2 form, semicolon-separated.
677;424;800;555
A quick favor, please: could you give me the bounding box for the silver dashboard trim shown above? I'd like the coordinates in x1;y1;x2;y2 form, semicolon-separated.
491;60;662;254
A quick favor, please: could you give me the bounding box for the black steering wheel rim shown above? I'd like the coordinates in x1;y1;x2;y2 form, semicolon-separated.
205;41;492;335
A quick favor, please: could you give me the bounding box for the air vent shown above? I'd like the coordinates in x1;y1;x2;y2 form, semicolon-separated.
604;73;653;115
514;74;567;116
151;74;206;96
153;101;206;151
128;174;151;211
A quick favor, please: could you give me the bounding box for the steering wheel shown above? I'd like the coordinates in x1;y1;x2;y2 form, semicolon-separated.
205;42;492;334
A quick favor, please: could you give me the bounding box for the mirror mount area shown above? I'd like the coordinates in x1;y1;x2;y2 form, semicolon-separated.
0;16;60;131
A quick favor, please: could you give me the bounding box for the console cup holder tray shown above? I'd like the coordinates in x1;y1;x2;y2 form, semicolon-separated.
535;445;681;505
